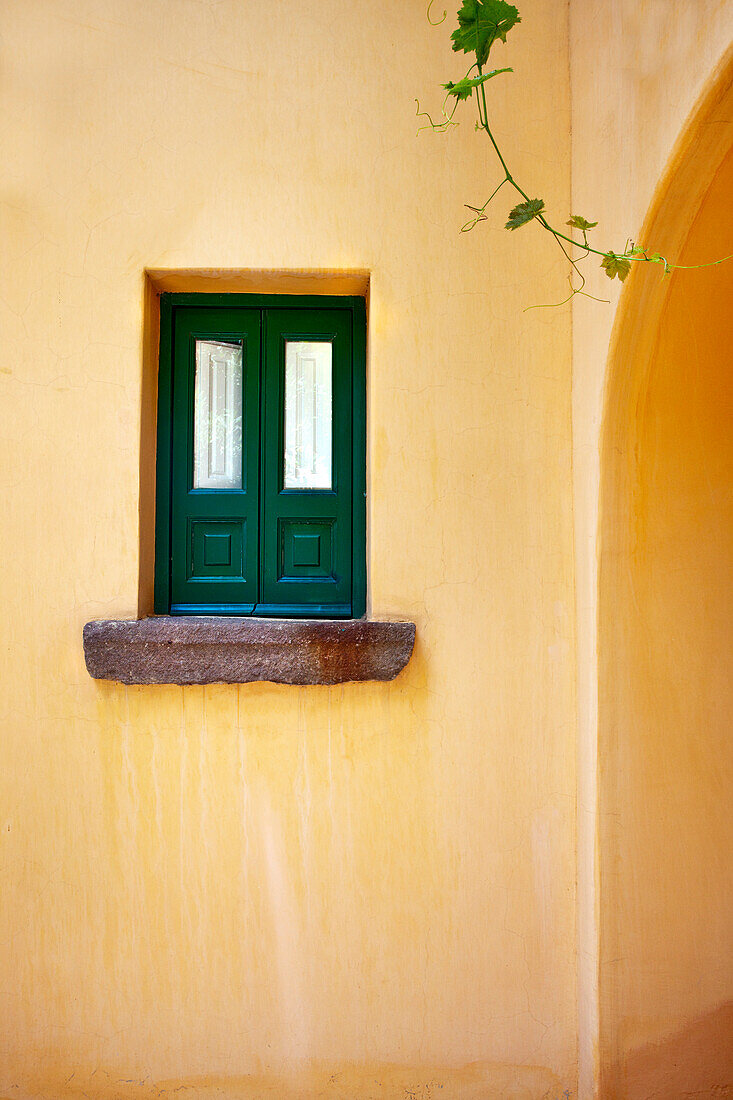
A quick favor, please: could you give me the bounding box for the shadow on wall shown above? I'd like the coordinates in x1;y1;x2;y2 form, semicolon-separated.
614;1002;733;1100
599;51;733;1100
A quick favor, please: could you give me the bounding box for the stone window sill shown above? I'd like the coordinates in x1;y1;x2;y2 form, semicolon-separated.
83;616;416;686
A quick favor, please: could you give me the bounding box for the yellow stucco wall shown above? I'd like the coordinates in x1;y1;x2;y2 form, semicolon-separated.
570;3;733;1096
0;2;576;1097
598;95;733;1100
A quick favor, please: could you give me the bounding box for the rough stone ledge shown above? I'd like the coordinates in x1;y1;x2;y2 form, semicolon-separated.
83;617;416;686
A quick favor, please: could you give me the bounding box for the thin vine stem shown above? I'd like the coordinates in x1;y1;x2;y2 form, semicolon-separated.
477;70;522;193
421;0;733;302
664;254;733;270
426;0;447;25
476;60;594;300
461;177;509;231
475;58;604;296
477;63;649;271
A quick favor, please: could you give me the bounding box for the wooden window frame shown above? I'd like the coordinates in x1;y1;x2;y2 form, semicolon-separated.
154;293;366;619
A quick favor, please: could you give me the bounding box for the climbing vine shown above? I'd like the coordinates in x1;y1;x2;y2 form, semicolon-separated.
417;0;731;307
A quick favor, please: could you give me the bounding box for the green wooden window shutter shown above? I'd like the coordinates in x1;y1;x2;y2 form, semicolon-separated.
154;294;366;619
169;305;261;614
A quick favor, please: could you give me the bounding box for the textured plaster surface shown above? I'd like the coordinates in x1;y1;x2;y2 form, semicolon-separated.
4;0;732;1095
598;128;733;1099
569;2;733;1096
0;0;576;1096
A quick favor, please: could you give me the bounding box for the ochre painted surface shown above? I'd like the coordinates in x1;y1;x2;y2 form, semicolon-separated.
599;124;733;1099
570;4;733;1095
0;1;576;1097
0;1059;565;1100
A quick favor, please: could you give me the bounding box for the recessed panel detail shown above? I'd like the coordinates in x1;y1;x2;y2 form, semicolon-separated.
279;520;335;581
203;532;232;568
292;533;321;568
193;339;243;489
283;341;332;489
190;520;245;580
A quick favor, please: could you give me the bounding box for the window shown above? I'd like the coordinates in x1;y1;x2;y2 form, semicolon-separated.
154;294;366;618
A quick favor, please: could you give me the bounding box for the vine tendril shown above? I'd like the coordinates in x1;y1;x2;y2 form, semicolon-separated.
420;0;732;305
427;0;447;26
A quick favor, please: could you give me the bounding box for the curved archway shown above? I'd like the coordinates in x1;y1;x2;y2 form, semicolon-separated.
599;48;733;1099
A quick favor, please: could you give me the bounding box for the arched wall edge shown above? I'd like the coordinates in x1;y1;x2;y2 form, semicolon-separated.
596;41;733;1095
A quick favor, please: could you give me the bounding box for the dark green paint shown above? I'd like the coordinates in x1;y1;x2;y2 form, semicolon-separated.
351;297;367;619
169;305;260;611
154;295;174;614
155;293;367;618
260;307;352;615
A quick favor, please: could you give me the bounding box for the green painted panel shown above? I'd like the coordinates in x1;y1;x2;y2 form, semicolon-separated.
281;519;334;578
191;521;243;577
170;306;261;609
155;293;366;618
259;308;352;615
202;531;233;569
291;531;322;569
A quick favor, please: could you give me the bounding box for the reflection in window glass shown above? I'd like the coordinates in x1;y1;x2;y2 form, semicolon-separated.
193;340;243;489
284;341;332;489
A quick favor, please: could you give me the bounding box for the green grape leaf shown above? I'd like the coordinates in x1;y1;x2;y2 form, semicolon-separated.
443;78;474;100
601;252;632;282
505;197;545;230
566;214;598;231
451;0;521;66
442;67;513;99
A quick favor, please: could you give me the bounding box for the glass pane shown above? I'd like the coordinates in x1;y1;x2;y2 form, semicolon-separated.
284;341;332;489
193;340;243;489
